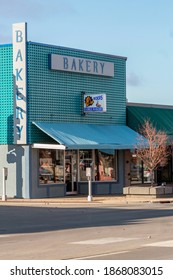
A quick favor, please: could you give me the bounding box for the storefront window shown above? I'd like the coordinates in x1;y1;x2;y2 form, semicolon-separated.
39;149;64;184
95;150;117;181
79;150;93;181
130;153;142;184
79;149;117;181
143;165;152;183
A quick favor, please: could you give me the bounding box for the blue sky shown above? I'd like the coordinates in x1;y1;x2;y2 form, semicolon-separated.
1;0;173;105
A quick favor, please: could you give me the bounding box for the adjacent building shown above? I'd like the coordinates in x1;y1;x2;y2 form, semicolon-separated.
127;102;173;185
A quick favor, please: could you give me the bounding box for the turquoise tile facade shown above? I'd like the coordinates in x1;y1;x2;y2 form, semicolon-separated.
0;42;127;144
0;45;13;144
27;42;127;143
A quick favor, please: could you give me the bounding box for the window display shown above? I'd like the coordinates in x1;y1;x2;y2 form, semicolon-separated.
79;149;117;181
130;154;142;183
95;150;117;181
39;149;64;184
39;148;118;184
79;150;93;181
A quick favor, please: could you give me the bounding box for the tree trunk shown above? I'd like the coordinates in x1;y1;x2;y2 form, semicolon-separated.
151;171;155;187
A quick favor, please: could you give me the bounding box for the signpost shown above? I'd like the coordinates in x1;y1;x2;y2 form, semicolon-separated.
2;167;8;201
86;167;92;202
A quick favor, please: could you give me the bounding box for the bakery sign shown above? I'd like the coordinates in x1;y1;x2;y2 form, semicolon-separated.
13;22;27;144
84;93;106;113
50;54;114;77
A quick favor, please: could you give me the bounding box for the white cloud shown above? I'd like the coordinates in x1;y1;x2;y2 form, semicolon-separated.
127;72;143;87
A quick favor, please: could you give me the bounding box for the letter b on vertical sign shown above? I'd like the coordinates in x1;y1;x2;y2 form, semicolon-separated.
16;30;23;42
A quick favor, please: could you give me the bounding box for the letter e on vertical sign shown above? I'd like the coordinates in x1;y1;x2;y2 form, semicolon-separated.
13;22;27;144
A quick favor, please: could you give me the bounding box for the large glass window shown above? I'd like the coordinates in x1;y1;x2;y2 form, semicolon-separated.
79;149;117;181
39;149;64;184
130;152;172;185
79;150;93;181
130;153;142;184
95;150;117;181
143;165;152;183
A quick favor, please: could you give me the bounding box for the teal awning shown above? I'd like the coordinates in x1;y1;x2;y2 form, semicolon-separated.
127;105;173;142
127;105;173;135
33;122;142;150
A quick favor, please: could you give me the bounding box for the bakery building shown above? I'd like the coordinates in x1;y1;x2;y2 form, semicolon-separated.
0;22;141;199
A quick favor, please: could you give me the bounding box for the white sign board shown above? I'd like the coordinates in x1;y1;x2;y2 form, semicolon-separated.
84;93;106;113
86;167;91;177
3;167;8;179
13;22;27;144
50;54;114;77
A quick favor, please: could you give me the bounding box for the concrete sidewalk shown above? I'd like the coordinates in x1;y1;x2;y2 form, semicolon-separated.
1;195;173;206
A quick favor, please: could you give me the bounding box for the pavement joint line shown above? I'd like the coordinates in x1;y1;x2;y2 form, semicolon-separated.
68;250;130;260
143;240;173;247
69;237;139;245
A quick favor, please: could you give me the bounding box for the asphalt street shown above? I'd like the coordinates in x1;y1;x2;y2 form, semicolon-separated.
0;201;173;260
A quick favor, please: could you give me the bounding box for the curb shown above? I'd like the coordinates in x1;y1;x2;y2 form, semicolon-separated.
1;195;173;206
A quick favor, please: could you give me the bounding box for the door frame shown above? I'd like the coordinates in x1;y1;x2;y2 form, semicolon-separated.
65;150;78;195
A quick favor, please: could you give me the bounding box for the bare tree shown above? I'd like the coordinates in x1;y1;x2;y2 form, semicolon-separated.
135;120;170;186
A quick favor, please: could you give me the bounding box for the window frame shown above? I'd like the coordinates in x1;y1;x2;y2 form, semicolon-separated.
38;148;65;185
79;149;118;182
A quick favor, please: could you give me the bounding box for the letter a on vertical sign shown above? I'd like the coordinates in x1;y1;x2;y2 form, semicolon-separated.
13;22;27;144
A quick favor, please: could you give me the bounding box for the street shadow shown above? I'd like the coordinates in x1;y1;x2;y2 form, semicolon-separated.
0;205;173;235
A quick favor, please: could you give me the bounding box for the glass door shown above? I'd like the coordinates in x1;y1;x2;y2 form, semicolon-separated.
130;153;142;184
65;151;77;194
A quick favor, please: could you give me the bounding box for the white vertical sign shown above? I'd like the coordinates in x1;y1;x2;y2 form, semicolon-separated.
13;22;27;144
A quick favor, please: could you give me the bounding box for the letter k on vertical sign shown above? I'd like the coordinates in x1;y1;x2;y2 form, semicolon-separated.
13;22;27;144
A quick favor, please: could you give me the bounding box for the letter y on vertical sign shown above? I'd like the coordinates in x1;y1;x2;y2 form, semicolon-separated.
13;22;27;144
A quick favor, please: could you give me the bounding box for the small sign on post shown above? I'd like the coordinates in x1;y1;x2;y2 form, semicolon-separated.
86;167;92;202
2;167;8;201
